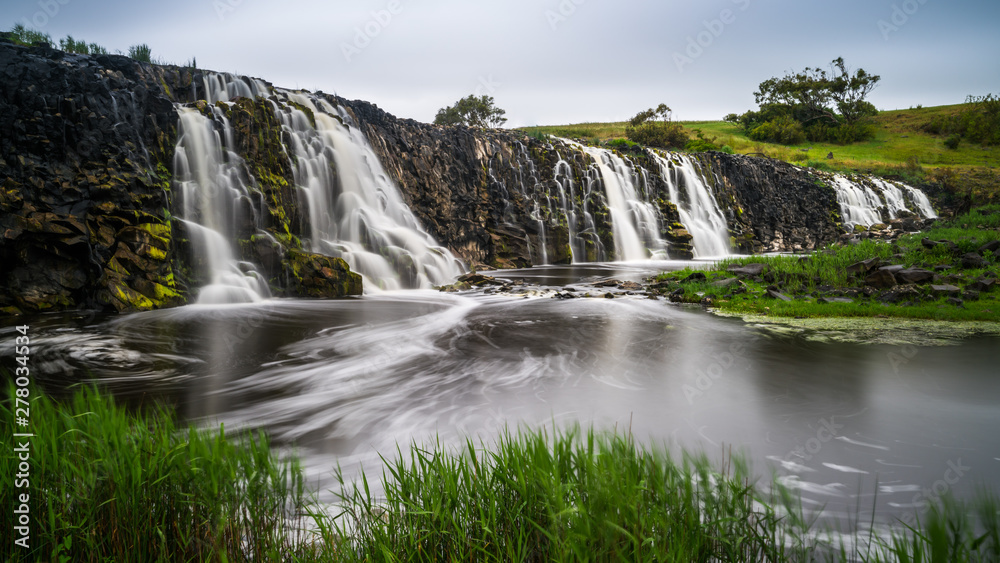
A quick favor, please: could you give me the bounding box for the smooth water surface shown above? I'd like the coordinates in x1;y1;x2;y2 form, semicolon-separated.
9;262;999;532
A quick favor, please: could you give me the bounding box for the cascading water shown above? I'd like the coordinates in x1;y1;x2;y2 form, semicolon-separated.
649;151;730;258
270;89;464;290
552;156;605;262
560;139;666;261
173;106;270;304
828;174;937;229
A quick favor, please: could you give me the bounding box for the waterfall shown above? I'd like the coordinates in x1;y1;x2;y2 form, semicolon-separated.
559;139;666;261
905;185;937;219
270;89;464;290
649;151;730;258
173;106;270;304
829;174;936;229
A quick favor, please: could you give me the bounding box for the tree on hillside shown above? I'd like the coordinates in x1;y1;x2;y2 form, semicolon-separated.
727;57;880;144
624;103;689;149
434;95;507;129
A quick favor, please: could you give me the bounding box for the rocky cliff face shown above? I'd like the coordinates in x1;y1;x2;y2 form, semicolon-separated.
1;37;849;316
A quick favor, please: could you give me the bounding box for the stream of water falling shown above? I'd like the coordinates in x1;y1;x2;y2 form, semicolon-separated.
649;151;731;257
559;139;667;260
173;106;270;304
829;174;937;228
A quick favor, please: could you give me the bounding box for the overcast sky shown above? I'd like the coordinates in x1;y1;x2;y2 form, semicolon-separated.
4;0;998;126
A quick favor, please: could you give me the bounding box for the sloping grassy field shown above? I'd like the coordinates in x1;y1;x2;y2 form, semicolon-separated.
520;104;1000;191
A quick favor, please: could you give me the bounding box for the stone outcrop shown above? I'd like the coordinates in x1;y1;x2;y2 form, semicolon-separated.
1;36;868;315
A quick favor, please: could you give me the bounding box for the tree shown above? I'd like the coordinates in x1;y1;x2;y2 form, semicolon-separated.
732;58;880;144
434;95;507;129
624;104;689;149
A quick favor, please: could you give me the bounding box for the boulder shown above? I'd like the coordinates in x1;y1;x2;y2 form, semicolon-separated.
895;268;934;284
960;253;986;269
967;278;996;292
727;263;767;277
846;258;881;275
865;269;897;289
766;289;792;301
980;240;1000;254
930;284;961;296
879;284;921;304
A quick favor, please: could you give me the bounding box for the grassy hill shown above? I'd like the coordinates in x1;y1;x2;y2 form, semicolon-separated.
520;104;1000;205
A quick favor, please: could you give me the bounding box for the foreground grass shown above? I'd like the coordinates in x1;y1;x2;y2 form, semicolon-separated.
651;206;1000;321
0;385;322;562
3;386;999;561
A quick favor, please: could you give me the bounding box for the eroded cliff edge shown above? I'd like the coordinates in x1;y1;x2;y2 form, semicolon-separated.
1;37;846;315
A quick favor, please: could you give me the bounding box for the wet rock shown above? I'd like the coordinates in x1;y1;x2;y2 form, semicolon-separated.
818;297;854;304
680;272;706;283
618;280;643;291
895;268;934;284
960;252;986;269
879;284;921;304
967;278;996;292
930;284;961;296
457;273;502;286
710;277;739;288
980;240;1000;254
865;269;897;289
284;249;363;298
728;263;766;277
963;290;980;302
766;289;792;301
847;258;880;275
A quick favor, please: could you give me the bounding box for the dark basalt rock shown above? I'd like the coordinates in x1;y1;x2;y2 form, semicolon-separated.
728;263;767;277
865;269;897;289
895;268;934;284
960;252;986;269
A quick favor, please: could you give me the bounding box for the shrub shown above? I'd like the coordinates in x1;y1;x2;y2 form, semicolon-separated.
608;137;640;150
625;104;689;149
790;151;810;162
944;134;961;149
127;43;152;63
8;23;51;47
749;115;806;145
719;145;735;154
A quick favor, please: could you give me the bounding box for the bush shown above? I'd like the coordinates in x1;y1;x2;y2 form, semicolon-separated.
749;115;806;145
607;138;640;150
790;151;810;162
127;43;152;63
719;145;735;154
944;134;961;149
8;23;51;47
625;104;689;149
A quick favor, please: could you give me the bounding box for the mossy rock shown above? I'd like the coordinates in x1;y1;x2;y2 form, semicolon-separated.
283;248;362;298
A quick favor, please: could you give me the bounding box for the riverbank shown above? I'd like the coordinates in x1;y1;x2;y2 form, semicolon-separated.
4;385;998;561
647;205;1000;325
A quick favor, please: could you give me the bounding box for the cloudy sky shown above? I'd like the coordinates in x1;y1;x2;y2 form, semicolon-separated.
3;0;998;126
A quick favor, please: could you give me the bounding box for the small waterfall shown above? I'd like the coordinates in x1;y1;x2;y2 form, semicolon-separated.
649;151;730;258
905;185;937;219
829;174;937;229
560;139;666;261
271;89;464;290
173;106;270;304
553;157;602;262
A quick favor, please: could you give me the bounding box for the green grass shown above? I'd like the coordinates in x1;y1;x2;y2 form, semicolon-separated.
3;386;999;561
520;105;1000;193
651;206;1000;321
0;385;321;562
